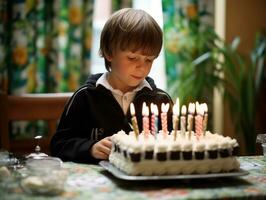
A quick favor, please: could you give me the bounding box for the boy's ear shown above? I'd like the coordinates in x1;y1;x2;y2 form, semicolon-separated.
105;53;112;62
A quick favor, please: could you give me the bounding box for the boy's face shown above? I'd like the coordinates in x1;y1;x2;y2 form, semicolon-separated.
106;50;156;93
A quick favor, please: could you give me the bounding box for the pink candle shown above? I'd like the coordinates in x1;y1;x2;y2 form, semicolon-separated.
195;103;204;140
142;102;149;139
161;103;169;137
187;103;195;140
150;103;158;137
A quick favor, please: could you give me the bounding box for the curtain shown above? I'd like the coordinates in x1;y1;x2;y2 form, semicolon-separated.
162;0;216;100
0;0;94;139
162;0;216;130
0;0;94;94
162;0;180;90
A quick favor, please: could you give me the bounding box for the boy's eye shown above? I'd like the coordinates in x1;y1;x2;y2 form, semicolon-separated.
146;59;153;63
128;56;136;60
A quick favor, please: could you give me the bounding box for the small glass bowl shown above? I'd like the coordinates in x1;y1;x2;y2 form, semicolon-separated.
262;143;266;157
20;156;68;196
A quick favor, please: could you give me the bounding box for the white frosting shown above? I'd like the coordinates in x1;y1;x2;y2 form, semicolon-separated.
169;141;182;151
182;141;193;152
155;141;167;153
144;141;154;151
109;130;240;175
230;138;239;148
194;142;205;152
128;142;142;153
206;140;218;150
219;140;230;149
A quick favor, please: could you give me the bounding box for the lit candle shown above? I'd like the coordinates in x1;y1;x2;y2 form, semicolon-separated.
180;105;187;137
172;98;180;141
151;103;159;138
202;103;208;136
195;103;204;140
187;103;195;140
130;103;139;139
142;102;149;139
161;103;169;138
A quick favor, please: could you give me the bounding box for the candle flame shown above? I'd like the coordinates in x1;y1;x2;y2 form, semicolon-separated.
181;105;187;115
173;98;180;116
161;103;169;113
196;103;204;116
195;102;201;115
151;103;159;116
142;102;149;116
188;103;195;114
202;103;208;113
130;103;135;116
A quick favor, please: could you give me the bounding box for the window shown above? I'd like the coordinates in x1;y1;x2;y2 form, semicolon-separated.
91;0;166;90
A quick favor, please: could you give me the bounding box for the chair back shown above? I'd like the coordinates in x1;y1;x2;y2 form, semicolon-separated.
0;92;72;155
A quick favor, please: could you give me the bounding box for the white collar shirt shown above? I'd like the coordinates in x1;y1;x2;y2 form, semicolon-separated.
96;73;152;115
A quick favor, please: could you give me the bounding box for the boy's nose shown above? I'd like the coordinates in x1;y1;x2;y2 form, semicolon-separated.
136;58;145;68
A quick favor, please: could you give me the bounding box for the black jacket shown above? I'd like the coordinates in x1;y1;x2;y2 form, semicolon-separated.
50;73;173;164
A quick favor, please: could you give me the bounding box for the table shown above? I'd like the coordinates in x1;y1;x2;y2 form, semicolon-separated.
1;156;266;200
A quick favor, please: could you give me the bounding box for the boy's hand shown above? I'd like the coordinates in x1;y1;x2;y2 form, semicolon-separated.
90;137;112;160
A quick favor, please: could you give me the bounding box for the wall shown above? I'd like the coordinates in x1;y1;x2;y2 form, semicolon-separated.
224;0;266;155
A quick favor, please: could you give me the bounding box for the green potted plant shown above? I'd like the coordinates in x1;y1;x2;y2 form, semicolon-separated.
163;0;266;154
219;34;266;155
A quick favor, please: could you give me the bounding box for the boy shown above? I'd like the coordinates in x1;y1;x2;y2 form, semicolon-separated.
50;8;173;164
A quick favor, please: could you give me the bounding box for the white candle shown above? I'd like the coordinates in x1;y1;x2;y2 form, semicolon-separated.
130;103;139;139
180;105;187;137
202;103;208;136
172;98;180;140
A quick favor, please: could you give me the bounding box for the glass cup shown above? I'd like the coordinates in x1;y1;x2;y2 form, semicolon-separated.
20;156;68;196
262;143;266;157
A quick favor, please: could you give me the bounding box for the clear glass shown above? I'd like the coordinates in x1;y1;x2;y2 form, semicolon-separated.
262;143;266;157
20;156;68;196
0;150;10;166
0;151;23;193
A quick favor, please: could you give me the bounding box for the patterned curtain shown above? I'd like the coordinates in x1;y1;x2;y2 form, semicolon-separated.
0;0;94;94
0;0;94;139
162;0;217;130
162;0;216;100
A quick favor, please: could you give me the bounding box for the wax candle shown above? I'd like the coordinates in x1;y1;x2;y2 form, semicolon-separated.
151;103;158;138
130;103;139;139
161;103;169;138
172;98;180;141
180;105;187;137
202;103;208;136
195;103;204;140
187;103;195;140
142;102;149;139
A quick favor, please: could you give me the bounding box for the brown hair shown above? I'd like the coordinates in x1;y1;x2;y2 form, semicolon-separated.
99;8;163;71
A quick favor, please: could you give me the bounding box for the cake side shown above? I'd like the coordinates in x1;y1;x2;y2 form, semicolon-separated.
109;130;240;176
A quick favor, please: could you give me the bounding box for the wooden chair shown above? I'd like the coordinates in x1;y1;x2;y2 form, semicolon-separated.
0;92;72;155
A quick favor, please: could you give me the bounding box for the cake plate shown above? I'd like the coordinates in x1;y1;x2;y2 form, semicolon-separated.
99;161;249;181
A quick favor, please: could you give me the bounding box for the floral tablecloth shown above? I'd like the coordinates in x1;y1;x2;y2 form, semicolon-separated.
1;156;266;200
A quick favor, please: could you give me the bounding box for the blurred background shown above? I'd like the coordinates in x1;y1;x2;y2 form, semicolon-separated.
0;0;265;155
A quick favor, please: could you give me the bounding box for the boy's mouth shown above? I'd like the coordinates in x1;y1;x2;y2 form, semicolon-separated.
131;75;143;80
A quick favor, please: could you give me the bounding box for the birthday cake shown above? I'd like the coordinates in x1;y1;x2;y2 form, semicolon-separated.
109;102;240;176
